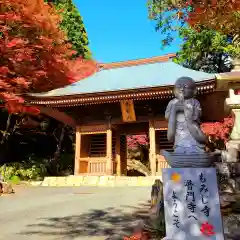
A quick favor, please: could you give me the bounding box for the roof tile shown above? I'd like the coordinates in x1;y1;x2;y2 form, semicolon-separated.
98;53;176;70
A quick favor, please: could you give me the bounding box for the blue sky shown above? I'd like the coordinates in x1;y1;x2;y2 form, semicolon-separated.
73;0;181;63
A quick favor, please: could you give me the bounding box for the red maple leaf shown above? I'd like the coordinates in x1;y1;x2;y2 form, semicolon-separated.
0;0;97;114
200;222;216;236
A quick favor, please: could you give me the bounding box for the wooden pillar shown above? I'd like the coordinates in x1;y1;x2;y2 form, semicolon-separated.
74;126;81;175
121;136;127;176
149;120;156;176
106;128;113;175
115;131;121;176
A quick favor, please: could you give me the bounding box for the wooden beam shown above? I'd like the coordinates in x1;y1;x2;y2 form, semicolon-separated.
115;131;121;176
74;126;81;175
153;119;168;130
80;116;166;126
149;120;156;176
79;124;109;133
37;106;77;127
106;127;113;175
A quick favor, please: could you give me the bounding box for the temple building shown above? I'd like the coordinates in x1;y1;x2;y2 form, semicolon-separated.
25;54;240;176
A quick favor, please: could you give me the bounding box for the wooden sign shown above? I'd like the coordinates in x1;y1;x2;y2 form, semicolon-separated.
120;99;136;122
162;168;224;240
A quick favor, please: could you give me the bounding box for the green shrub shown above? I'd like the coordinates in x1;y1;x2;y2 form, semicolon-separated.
0;158;49;181
10;175;21;184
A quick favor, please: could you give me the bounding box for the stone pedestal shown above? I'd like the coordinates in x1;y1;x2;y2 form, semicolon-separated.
221;88;240;191
225;89;240;162
230;109;240;140
225;140;240;163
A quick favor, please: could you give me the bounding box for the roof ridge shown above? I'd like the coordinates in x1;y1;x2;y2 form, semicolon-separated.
98;53;176;70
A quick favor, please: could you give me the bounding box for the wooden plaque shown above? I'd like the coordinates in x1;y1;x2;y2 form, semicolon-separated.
120;99;136;122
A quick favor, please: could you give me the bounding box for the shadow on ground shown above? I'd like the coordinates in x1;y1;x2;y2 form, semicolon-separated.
20;201;151;240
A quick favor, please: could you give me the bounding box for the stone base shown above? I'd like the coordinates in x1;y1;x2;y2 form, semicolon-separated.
40;176;162;187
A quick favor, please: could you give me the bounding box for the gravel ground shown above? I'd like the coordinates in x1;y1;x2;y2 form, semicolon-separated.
1;185;239;240
0;185;151;240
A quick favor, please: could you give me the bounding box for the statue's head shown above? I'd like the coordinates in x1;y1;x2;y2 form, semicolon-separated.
174;76;196;100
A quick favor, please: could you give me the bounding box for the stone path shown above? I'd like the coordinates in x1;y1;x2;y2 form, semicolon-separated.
0;186;150;240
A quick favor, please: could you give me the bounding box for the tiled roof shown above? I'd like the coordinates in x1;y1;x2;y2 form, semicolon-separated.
98;54;176;70
30;54;215;98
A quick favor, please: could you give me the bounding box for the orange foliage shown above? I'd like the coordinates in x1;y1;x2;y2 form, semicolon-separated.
186;0;240;35
0;0;97;113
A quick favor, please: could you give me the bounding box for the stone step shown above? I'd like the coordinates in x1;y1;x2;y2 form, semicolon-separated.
39;176;162;187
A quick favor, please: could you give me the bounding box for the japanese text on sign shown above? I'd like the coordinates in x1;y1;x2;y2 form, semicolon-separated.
163;168;224;240
172;190;180;228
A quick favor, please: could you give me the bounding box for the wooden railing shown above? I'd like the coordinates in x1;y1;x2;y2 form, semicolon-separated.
78;157;116;175
156;154;170;175
155;129;172;175
88;158;107;175
157;160;170;169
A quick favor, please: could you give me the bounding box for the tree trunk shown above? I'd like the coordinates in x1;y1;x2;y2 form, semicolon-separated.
50;126;66;175
1;114;12;145
127;159;151;176
53;126;65;161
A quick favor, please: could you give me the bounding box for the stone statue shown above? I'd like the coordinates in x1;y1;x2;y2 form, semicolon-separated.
161;76;215;167
166;76;206;153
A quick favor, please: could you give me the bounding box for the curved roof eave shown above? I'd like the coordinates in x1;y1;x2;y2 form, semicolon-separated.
29;61;216;99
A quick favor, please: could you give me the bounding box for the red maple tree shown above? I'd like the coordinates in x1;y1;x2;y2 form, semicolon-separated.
0;0;97;113
175;0;240;36
127;135;149;149
187;0;240;35
201;117;234;143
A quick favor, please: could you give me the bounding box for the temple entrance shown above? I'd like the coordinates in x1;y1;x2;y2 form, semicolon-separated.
117;122;149;176
126;134;149;176
126;129;173;176
74;120;172;176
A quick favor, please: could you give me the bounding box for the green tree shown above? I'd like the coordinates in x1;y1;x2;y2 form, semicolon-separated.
147;0;239;73
48;0;91;59
147;0;240;51
175;27;235;73
147;0;184;47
